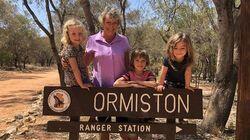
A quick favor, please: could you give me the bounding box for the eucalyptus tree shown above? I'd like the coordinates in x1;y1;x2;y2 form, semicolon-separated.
201;0;240;133
236;0;250;138
23;0;78;85
0;1;40;69
147;0;218;82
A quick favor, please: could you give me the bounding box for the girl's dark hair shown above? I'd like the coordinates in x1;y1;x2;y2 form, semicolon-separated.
130;48;150;70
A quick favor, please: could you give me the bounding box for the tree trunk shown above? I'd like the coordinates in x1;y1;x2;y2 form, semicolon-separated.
47;56;53;67
236;0;250;139
23;0;65;86
80;0;96;35
119;0;127;35
22;56;28;69
201;0;238;133
49;37;65;86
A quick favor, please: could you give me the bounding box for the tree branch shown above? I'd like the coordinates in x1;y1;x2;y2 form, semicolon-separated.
49;0;63;24
23;0;51;36
46;0;54;35
194;0;218;32
80;0;96;35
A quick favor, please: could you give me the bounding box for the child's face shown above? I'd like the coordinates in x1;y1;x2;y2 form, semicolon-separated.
68;26;84;46
133;56;147;72
173;41;187;61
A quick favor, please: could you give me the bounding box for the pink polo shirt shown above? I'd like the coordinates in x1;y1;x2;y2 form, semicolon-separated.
86;31;130;87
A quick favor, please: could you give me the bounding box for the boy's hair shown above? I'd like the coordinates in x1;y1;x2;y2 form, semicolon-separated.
130;48;150;70
98;7;121;26
166;32;194;67
61;19;87;46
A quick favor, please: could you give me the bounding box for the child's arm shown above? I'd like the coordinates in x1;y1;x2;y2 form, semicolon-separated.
82;52;91;81
156;66;168;92
113;77;132;87
84;51;94;66
135;79;157;88
68;57;89;90
185;65;194;91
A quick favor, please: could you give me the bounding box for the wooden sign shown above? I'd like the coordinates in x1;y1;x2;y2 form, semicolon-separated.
47;121;196;139
42;86;203;140
47;121;196;135
43;86;203;119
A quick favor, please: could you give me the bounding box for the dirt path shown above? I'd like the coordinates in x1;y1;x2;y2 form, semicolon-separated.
0;69;59;131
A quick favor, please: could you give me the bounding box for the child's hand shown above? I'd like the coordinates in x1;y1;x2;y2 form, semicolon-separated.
80;85;90;91
185;86;194;92
61;58;69;69
155;85;165;92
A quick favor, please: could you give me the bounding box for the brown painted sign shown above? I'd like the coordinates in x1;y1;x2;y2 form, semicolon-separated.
43;86;203;119
42;86;202;140
47;121;196;135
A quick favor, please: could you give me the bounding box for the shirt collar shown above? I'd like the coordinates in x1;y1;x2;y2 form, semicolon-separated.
95;31;122;44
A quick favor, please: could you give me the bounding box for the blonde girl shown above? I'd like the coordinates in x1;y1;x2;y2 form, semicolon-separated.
60;18;92;90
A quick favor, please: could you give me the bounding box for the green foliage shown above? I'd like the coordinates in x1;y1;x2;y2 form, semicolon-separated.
146;0;218;81
0;0;53;69
1;0;219;82
126;21;165;75
0;48;12;67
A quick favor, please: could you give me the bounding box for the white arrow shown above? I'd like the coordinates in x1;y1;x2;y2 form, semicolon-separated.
176;126;182;133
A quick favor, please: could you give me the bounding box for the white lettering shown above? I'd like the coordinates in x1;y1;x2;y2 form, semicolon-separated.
107;124;111;131
79;124;112;132
118;125;122;132
153;94;163;113
96;125;100;131
79;124;84;131
85;125;90;131
127;125;133;132
120;93;133;111
117;124;151;132
141;94;150;112
165;94;176;113
135;94;138;112
146;125;150;132
178;94;189;113
107;93;117;111
94;92;105;111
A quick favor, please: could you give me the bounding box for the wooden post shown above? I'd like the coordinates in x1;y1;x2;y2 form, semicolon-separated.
236;0;250;139
69;116;80;140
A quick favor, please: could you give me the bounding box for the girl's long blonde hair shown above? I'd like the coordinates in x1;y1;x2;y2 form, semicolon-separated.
166;32;194;69
61;19;87;46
